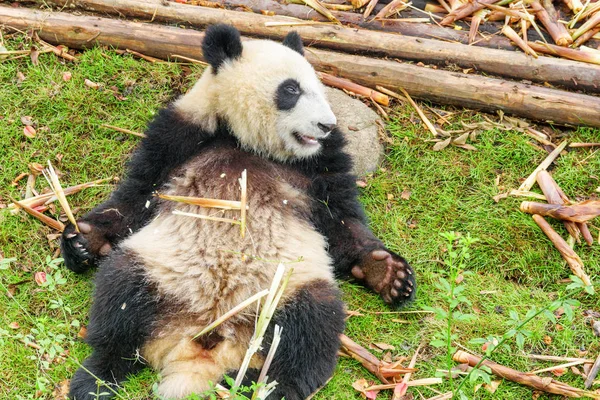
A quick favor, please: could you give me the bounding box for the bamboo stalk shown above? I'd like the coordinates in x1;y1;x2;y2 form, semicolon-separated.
573;27;600;47
374;0;409;19
584;353;600;390
569;142;600;148
528;360;589;374
522;201;600;223
502;25;538;56
402;344;422;383
364;378;443;391
100;123;146;137
9;196;66;232
4;6;600;127
531;1;573;46
318;72;389;106
531;214;592;286
157;193;242;210
453;350;600;398
528;41;600;65
239;169;247;239
518;141;568;192
572;11;600;41
43;161;79;231
172;210;240;225
525;354;594;363
9;177;113;212
377;86;438;136
441;0;497;25
578;222;594;246
536;170;581;241
194;289;269;338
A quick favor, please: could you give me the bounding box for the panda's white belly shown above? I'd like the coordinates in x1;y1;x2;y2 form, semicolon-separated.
120;153;334;325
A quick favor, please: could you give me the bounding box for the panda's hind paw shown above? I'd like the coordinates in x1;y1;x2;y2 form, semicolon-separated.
60;222;111;273
352;249;415;308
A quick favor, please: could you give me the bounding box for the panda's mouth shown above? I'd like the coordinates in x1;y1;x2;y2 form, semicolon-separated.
293;132;321;146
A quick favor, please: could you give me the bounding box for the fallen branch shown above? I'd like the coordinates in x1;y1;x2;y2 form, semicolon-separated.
531;214;592;287
3;7;600;127
521;201;600;223
453;350;600;398
31;0;600;91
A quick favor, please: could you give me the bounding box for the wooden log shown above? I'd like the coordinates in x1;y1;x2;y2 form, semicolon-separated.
531;214;591;286
536;170;581;242
453;350;600;398
521;201;600;223
2;7;600;128
36;0;600;92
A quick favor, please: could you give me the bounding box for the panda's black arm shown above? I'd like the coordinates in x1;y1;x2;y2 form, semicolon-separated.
61;106;214;272
307;131;415;307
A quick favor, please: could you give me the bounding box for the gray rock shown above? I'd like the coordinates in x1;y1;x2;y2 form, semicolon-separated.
326;87;384;177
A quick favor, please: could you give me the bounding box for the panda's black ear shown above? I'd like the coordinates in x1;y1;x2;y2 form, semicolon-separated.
202;24;243;73
282;32;304;56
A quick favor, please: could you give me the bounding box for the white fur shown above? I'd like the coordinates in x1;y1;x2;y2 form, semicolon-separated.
175;40;336;161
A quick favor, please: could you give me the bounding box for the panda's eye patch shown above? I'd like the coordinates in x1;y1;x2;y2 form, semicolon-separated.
276;79;302;111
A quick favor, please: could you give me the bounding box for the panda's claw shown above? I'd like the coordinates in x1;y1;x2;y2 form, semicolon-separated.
352;249;416;308
60;221;109;273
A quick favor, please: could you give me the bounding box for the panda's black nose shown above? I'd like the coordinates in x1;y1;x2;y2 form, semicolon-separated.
318;123;335;133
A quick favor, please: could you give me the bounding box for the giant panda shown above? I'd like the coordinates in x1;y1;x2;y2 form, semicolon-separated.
62;24;416;400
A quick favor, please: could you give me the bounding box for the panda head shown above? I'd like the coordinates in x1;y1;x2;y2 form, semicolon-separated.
175;24;337;161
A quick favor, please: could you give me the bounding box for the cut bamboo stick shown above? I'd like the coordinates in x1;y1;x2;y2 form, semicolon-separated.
453;350;600;398
584;353;600;390
502;25;538;57
8;177;113;212
43;161;79;231
157;193;242;210
518;141;568;192
536;170;581;241
441;0;497;25
318;72;390;106
28;0;600;91
172;210;240;225
572;11;600;41
9;196;66;232
364;378;443;391
100;123;146;138
528;41;600;65
239;169;247;239
531;214;591;286
521;201;600;223
532;0;573;46
4;6;600;127
578;223;594;246
378;86;438;136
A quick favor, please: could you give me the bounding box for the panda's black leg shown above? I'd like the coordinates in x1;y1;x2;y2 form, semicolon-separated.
259;280;345;400
69;250;158;400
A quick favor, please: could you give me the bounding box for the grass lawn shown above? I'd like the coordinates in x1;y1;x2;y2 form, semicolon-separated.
1;35;599;400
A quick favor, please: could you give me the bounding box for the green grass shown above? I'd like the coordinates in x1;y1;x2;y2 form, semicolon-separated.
1;37;599;400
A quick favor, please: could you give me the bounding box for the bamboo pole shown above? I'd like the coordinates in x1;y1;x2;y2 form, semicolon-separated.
531;214;591;286
31;0;600;92
453;350;600;398
2;7;600;127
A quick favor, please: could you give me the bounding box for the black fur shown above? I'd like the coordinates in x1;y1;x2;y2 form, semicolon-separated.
275;78;302;111
225;281;345;400
282;31;304;56
69;250;158;399
202;24;243;73
61;105;221;273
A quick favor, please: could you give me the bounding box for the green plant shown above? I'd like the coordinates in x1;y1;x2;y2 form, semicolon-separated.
424;231;479;387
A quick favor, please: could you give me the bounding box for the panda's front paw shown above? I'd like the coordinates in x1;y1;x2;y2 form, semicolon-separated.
61;222;112;273
352;249;415;308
